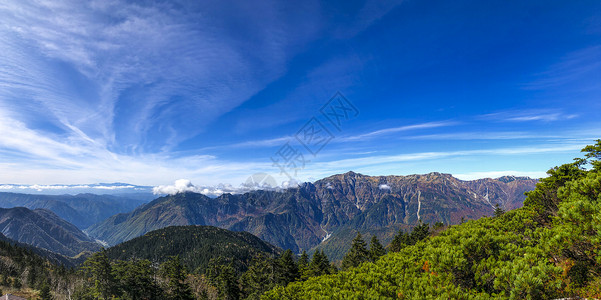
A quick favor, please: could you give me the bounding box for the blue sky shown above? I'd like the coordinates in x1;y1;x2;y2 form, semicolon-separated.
0;0;599;189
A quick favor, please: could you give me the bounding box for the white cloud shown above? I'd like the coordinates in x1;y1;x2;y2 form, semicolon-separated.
339;121;458;142
152;177;303;197
453;171;548;181
281;179;300;189
378;184;391;190
0;0;322;155
153;179;199;195
479;109;578;123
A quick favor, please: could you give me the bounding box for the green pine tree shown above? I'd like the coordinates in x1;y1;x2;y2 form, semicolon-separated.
341;232;369;270
388;229;409;252
39;281;52;300
368;235;386;262
409;221;430;243
309;250;331;277
277;249;299;286
494;203;505;217
82;249;116;299
240;256;276;300
206;257;240;300
297;251;310;281
159;256;194;300
113;259;159;299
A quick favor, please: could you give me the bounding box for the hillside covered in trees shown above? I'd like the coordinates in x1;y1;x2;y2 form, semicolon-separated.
0;233;78;299
264;140;601;299
105;225;281;275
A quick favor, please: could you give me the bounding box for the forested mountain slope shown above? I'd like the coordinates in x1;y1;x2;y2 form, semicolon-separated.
264;141;601;299
105;225;280;274
0;207;101;257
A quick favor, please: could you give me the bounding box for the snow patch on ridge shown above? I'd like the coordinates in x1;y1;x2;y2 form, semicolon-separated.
417;190;421;220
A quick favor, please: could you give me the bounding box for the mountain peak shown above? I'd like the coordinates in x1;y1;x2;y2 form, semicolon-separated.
496;175;534;183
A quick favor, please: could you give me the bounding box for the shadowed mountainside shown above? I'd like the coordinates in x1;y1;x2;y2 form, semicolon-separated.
0;207;101;257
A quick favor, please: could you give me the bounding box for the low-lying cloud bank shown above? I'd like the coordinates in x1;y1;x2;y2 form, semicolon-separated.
153;177;301;197
0;183;149;192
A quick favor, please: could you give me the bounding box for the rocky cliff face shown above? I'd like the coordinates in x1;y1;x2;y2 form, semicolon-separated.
87;172;538;254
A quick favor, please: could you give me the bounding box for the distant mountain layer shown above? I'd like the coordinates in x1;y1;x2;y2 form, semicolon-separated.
88;172;537;255
0;182;154;195
0;231;80;266
0;207;101;257
105;225;280;274
0;192;150;229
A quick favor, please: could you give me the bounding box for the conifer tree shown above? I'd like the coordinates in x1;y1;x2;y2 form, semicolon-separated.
277;249;299;286
309;250;331;277
368;235;386;262
297;251;310;281
388;229;410;252
113;259;158;299
83;249;116;299
159;256;194;300
240;256;276;299
39;281;52;300
341;232;369;270
494;203;505;217
410;221;430;243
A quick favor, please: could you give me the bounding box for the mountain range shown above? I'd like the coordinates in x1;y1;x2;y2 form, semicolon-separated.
0;207;101;257
87;172;538;258
0;192;150;229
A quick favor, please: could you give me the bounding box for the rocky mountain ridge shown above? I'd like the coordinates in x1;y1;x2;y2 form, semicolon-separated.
87;172;537;254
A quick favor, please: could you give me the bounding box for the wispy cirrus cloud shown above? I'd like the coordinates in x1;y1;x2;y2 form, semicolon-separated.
0;0;325;185
339;121;458;142
479;109;578;123
0;0;322;154
524;45;601;90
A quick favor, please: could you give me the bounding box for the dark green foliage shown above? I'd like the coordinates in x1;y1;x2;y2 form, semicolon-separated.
277;249;299;286
206;257;240;300
12;278;22;289
74;240;333;300
524;157;587;224
113;259;159;299
309;250;332;277
240;255;277;300
82;250;116;299
388;221;430;252
341;232;369;270
297;251;310;281
494;203;505;217
39;281;52;300
368;235;386;262
105;225;280;275
0;235;79;298
160;256;194;300
582;139;601;171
